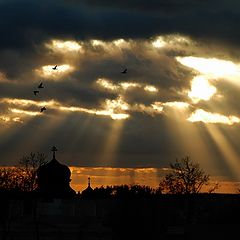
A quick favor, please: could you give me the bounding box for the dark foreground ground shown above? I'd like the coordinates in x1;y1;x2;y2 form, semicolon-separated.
1;193;240;240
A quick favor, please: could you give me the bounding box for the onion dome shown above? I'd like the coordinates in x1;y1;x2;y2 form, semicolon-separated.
36;146;75;198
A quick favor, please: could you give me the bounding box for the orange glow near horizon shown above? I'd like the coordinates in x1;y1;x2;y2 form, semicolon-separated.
0;165;238;194
69;166;240;194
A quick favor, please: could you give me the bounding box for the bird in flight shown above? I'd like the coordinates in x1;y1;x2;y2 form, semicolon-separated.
121;68;127;74
40;107;46;113
52;65;58;70
38;82;44;89
33;90;39;96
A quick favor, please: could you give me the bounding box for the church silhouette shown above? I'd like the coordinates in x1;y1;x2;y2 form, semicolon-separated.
36;146;76;198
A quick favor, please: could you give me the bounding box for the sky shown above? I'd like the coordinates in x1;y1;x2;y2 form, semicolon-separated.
1;0;240;188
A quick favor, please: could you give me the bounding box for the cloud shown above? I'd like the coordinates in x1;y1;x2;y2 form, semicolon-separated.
36;64;74;79
176;56;240;81
187;109;240;125
46;39;82;52
0;96;190;123
188;76;217;103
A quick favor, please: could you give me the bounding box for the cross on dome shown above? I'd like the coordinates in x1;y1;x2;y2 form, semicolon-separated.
51;146;58;159
88;177;91;187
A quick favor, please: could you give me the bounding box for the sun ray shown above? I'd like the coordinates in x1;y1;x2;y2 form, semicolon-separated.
14;114;69;158
205;124;240;179
160;105;217;175
0;113;62;165
97;120;125;166
62;115;99;159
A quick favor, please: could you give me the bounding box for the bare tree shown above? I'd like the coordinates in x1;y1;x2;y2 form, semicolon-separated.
0;152;48;192
18;152;47;191
159;156;210;194
0;167;23;191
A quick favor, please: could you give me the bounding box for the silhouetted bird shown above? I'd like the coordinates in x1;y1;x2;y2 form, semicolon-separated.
33;90;39;95
40;107;46;113
52;65;58;70
121;68;127;74
38;82;44;89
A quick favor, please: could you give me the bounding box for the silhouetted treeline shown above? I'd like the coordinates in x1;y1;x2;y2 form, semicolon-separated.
80;184;162;199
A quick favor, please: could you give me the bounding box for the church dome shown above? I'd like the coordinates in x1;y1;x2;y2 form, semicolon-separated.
37;157;71;185
36;146;75;198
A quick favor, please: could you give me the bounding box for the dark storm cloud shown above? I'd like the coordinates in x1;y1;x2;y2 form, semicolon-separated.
0;0;238;85
72;47;191;86
0;0;240;50
0;44;55;80
0;81;117;109
0;0;238;90
42;80;118;108
84;0;220;13
83;0;240;48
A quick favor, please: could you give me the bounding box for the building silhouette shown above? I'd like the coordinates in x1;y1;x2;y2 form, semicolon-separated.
36;146;75;198
81;177;94;198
